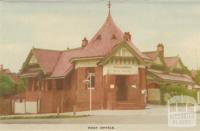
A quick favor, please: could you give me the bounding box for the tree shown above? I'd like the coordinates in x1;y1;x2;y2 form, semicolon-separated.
16;78;27;93
0;73;16;96
0;73;27;97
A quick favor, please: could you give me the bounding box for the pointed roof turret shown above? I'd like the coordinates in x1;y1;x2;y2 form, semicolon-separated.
107;0;111;18
76;0;148;59
80;1;124;56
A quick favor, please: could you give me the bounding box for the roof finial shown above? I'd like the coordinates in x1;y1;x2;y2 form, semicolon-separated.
108;0;111;17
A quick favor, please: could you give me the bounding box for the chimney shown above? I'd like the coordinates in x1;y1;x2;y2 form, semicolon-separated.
0;64;3;71
123;32;131;41
82;37;88;48
157;43;164;57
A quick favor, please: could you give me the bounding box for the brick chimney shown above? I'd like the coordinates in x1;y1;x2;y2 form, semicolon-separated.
82;37;88;48
157;43;164;57
0;64;3;71
123;32;131;41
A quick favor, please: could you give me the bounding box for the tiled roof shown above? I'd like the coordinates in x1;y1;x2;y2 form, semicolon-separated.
50;48;83;78
75;15;148;59
32;48;62;73
148;69;194;84
142;51;157;61
22;13;148;78
164;56;179;68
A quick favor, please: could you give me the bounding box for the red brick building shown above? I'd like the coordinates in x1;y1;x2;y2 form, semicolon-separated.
15;2;196;114
17;4;148;114
143;44;195;104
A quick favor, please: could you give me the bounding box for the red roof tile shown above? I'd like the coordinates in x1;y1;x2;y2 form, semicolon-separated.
143;51;157;60
164;56;179;68
50;48;83;78
32;48;62;73
148;69;194;84
74;15;148;59
22;13;149;78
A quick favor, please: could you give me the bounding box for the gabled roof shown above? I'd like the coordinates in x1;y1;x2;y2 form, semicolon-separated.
143;51;157;61
71;14;148;60
98;42;144;65
148;69;194;84
164;56;180;68
31;48;62;73
50;48;83;78
21;9;149;78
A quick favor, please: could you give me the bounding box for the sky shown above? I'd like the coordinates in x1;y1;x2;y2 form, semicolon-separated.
0;0;200;72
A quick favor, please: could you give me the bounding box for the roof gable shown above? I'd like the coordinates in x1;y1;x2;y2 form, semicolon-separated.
143;51;157;61
153;56;164;65
21;8;149;78
29;55;38;65
99;42;143;65
148;69;194;84
164;56;184;69
22;48;62;74
114;47;133;57
73;14;147;60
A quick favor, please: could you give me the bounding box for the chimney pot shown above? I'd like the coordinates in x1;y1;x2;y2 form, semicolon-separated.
123;32;131;41
0;64;3;71
82;37;88;48
157;43;164;57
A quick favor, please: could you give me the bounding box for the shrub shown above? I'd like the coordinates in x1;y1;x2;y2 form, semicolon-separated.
0;74;16;96
0;73;27;96
160;84;197;105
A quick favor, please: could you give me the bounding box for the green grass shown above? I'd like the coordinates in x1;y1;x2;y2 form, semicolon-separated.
0;114;89;120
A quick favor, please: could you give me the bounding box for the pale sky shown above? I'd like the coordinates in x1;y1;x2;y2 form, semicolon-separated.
0;0;200;72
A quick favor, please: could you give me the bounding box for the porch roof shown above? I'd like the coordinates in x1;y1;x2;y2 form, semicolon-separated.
148;69;194;85
20;72;40;78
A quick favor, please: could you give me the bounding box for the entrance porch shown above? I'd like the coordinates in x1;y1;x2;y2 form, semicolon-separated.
104;74;146;110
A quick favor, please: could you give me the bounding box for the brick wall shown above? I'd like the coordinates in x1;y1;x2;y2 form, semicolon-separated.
0;98;12;115
18;65;147;113
75;67;104;111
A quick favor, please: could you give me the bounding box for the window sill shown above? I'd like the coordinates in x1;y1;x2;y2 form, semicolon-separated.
88;88;95;90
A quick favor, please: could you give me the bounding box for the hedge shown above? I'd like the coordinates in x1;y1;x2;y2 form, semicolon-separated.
160;84;197;105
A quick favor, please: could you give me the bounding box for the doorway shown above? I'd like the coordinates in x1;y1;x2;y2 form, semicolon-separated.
116;76;128;101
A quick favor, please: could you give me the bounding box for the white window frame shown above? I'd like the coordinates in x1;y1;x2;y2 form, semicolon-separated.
87;73;95;89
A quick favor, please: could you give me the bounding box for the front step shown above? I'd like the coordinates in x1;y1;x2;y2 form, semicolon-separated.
115;101;144;110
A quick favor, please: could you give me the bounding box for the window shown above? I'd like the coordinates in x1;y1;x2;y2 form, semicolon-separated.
56;79;63;90
90;74;95;88
33;79;39;91
38;80;42;91
86;68;95;89
65;78;71;90
47;80;52;91
29;78;33;91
